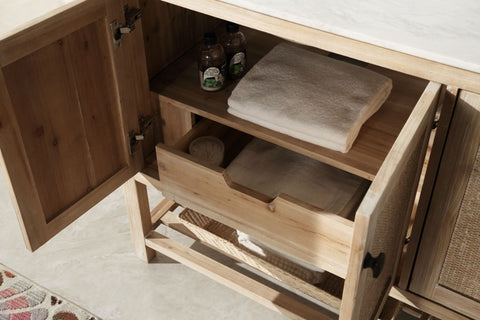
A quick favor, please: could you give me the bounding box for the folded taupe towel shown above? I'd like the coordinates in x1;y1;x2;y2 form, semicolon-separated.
226;138;368;217
227;42;392;153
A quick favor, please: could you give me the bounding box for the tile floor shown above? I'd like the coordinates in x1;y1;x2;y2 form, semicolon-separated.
0;171;415;319
0;172;291;319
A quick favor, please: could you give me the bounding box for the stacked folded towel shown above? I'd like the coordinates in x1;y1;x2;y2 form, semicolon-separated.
226;138;368;216
227;42;392;153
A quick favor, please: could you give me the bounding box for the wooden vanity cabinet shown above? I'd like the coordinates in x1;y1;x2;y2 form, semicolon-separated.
133;2;442;320
1;0;478;319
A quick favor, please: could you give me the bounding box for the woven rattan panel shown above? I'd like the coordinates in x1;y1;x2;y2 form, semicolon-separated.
358;131;425;319
439;145;480;300
179;209;326;284
358;135;425;320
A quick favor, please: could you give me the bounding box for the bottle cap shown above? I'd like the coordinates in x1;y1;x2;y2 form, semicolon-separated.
204;32;217;45
226;22;239;33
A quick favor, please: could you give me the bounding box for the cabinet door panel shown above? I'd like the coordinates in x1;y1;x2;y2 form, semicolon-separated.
340;82;441;320
439;145;480;300
62;22;128;184
410;90;480;319
2;22;126;223
0;0;150;251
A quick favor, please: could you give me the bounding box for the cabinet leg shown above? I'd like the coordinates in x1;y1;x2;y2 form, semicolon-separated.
123;178;155;262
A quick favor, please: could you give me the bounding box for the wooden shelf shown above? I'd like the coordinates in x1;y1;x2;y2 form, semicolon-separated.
150;28;428;180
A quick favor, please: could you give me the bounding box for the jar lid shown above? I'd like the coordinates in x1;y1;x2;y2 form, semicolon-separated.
204;32;217;45
189;136;225;166
226;22;239;33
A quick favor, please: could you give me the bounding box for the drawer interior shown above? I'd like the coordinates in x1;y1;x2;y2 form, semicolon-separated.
156;119;370;278
172;117;253;169
172;118;369;216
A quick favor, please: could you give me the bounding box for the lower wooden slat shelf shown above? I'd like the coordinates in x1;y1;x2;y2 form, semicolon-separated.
130;170;472;320
162;209;343;309
149;198;177;227
145;231;334;320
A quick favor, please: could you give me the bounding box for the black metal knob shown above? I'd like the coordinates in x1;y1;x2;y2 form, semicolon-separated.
362;252;385;278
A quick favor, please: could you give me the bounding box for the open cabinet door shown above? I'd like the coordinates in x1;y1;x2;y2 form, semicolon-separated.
339;82;442;320
0;0;151;251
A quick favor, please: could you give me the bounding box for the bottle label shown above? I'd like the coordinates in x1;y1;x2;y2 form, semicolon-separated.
200;64;226;91
229;51;246;76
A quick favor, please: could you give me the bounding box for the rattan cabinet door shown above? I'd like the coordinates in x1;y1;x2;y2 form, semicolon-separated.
410;90;480;319
339;82;441;320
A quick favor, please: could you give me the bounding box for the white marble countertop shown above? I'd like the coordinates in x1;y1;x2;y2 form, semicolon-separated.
0;0;78;41
2;0;479;79
221;0;480;74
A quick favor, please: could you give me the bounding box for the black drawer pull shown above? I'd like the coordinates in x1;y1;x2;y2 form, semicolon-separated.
362;252;385;278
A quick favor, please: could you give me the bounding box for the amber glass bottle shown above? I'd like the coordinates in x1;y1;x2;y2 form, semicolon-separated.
220;22;247;79
198;32;227;91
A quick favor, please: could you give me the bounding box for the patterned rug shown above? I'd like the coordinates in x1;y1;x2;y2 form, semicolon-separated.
0;263;101;320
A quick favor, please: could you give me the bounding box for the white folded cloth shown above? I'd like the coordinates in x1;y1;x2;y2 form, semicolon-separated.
236;229;326;276
227;42;392;153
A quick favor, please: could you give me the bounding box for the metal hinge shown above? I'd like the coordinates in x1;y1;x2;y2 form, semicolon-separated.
110;5;142;49
129;114;153;154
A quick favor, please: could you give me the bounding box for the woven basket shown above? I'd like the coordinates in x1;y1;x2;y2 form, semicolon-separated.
178;209;324;284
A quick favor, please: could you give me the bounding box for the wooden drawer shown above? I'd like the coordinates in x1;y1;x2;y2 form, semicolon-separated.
158;119;366;279
155;75;442;319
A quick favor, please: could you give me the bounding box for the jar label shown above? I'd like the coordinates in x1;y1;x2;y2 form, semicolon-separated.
229;52;246;76
200;65;226;91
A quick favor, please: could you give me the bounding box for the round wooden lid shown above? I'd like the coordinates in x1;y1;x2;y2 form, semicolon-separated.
189;136;225;166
